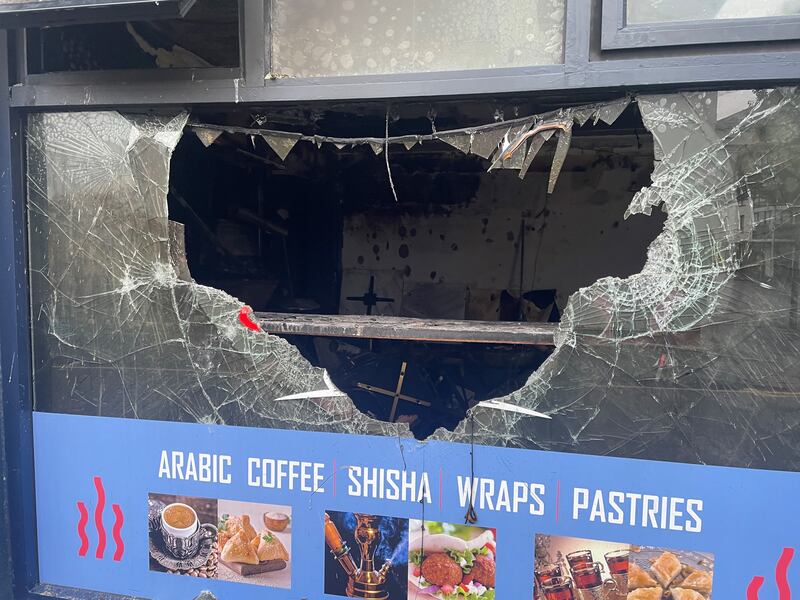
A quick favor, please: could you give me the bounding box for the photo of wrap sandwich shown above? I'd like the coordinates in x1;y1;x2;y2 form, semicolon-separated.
408;521;496;600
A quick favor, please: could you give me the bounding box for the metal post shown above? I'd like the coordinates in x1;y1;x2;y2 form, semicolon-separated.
0;29;38;598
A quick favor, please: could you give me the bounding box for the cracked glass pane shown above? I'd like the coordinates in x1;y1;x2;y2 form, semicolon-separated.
271;0;565;77
28;89;800;471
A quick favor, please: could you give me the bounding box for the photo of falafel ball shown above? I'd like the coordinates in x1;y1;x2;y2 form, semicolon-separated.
470;554;495;587
420;553;463;587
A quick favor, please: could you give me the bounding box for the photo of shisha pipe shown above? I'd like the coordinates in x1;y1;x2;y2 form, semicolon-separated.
408;520;496;600
324;510;409;599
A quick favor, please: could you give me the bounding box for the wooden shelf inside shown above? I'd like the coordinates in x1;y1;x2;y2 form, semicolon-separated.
254;312;558;346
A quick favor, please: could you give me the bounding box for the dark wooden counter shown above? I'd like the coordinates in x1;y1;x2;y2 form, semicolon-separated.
254;312;557;346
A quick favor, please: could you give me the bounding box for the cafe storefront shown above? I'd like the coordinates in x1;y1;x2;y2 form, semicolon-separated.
1;1;800;598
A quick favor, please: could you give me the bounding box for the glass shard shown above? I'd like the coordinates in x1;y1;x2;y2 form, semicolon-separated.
262;133;301;161
437;131;472;154
547;124;572;193
194;127;223;148
518;129;556;179
470;125;508;159
594;98;630;126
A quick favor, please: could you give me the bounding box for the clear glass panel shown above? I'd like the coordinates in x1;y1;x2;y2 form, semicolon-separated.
271;0;565;78
628;0;800;24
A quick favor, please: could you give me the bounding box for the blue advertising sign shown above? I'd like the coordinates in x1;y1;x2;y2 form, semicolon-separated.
32;412;799;599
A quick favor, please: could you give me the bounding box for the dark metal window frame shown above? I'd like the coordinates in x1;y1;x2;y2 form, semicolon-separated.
601;0;800;49
7;0;800;109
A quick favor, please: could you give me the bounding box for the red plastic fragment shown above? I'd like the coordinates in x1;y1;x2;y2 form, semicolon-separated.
238;305;262;332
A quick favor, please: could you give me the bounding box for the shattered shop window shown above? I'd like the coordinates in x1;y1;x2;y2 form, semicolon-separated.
25;89;800;469
25;0;239;72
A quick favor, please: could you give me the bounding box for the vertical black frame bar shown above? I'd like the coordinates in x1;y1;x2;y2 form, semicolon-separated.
240;0;267;86
0;30;38;598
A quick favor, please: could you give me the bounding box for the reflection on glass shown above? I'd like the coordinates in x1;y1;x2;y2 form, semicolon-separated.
271;0;565;77
627;0;800;24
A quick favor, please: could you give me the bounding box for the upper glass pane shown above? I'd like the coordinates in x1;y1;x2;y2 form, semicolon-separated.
26;0;239;72
627;0;800;24
0;0;194;27
271;0;565;78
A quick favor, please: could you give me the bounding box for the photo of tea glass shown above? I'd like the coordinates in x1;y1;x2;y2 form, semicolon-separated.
540;576;576;600
535;562;564;587
534;535;625;600
603;549;629;591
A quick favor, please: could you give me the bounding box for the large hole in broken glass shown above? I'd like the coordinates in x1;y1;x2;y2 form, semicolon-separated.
168;100;664;439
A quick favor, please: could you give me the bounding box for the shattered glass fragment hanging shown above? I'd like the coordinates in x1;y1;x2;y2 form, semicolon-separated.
194;128;223;148
262;133;301;161
498;122;534;169
518;129;556;179
548;123;573;193
594;98;631;126
470;125;509;159
487;121;569;172
573;107;595;127
437;131;472;154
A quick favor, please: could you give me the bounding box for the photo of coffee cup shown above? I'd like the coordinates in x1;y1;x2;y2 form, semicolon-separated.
162;503;198;533
161;503;207;559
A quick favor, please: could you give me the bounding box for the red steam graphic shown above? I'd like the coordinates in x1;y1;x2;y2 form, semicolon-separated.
76;502;89;557
76;476;125;561
112;504;125;561
238;305;261;331
94;476;106;559
748;547;794;599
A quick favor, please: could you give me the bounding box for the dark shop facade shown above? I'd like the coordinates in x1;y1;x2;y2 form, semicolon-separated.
1;1;800;598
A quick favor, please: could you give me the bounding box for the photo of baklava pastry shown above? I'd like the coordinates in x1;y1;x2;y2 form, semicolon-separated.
627;546;713;600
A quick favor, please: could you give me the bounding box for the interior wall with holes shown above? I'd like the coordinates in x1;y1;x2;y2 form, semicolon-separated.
341;134;665;320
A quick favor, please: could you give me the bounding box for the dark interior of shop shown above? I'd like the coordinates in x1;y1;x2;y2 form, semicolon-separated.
166;101;665;438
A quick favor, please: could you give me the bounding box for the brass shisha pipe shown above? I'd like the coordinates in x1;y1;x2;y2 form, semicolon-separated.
324;512;391;600
325;512;358;578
